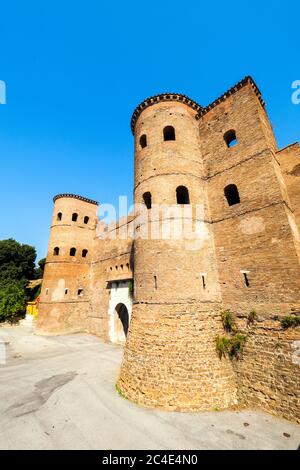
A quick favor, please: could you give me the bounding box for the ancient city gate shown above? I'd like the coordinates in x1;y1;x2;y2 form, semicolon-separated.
107;280;132;345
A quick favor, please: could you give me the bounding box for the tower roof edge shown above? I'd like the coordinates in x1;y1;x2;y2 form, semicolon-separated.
195;75;265;119
130;92;202;135
53;193;99;206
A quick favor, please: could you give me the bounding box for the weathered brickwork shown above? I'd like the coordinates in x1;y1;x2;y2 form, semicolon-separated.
37;77;300;422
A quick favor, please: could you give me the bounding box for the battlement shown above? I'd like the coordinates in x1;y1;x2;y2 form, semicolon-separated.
130;92;202;135
196;75;265;119
53;193;99;206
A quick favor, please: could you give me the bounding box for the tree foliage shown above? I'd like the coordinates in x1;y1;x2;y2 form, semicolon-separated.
0;238;36;285
34;257;46;279
0;281;27;322
0;239;37;322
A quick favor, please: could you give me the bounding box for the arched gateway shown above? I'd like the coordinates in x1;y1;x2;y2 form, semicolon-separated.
107;280;132;345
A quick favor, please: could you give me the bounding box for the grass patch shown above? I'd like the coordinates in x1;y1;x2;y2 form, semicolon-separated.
128;280;133;298
216;336;231;358
247;309;257;325
115;384;128;400
221;310;236;333
280;315;300;329
216;334;246;360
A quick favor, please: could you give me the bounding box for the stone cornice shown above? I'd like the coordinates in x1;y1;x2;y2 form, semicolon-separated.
196;76;265;119
130;93;202;135
53;193;99;206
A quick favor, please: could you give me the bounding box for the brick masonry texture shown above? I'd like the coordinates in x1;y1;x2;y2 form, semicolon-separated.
37;77;300;423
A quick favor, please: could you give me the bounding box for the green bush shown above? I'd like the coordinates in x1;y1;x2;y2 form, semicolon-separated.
280;315;300;329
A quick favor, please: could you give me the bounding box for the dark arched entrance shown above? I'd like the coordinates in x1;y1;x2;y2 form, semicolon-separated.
115;303;129;337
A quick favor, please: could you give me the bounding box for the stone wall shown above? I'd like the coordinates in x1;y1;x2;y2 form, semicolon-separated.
118;303;237;411
37;78;300;423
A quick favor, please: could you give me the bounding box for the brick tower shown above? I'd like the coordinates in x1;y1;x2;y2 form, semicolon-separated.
117;94;238;410
37;194;98;334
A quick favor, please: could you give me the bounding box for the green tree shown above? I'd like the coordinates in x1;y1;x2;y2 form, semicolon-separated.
34;257;46;279
0;238;36;285
0;239;37;322
0;281;27;322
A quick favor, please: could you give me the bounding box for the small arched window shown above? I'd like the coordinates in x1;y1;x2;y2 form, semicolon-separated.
84;216;89;224
139;134;147;149
72;213;78;222
53;247;60;256
82;249;88;258
163;126;175;141
70;247;76;256
143;191;152;209
224;184;240;206
176;186;190;204
224;129;237;148
57;212;62;221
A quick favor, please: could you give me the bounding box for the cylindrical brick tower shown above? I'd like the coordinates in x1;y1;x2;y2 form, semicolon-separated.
117;94;237;411
37;194;98;334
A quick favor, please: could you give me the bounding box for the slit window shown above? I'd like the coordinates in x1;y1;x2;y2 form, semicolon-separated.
70;247;76;256
82;249;88;258
143;191;152;209
139;134;147;149
72;213;78;222
154;275;157;290
65;288;68;295
163;125;175;141
57;212;62;221
77;288;84;296
84;216;89;224
241;271;250;287
200;273;206;289
53;247;60;256
224;184;240;206
176;186;190;204
224;129;237;148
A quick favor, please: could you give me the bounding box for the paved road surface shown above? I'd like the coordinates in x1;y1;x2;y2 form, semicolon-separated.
0;325;299;450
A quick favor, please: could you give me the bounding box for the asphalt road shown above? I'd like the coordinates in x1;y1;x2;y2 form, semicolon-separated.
0;325;299;450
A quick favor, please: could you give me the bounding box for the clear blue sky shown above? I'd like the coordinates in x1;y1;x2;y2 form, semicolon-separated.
0;0;299;261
